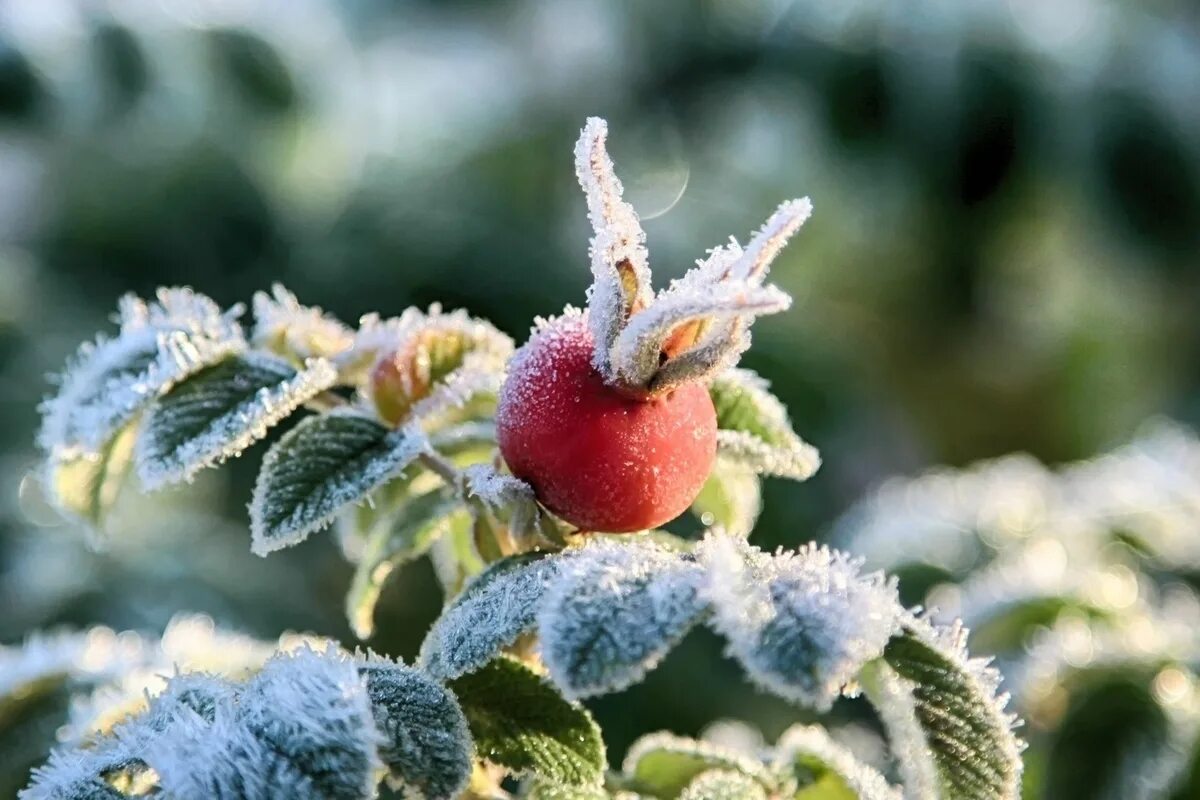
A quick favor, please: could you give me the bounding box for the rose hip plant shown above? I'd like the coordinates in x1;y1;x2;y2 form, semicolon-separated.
11;119;1023;799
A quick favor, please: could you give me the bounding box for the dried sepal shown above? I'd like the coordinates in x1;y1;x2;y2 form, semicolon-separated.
574;117;654;380
251;283;355;363
621;283;790;391
571;119;810;395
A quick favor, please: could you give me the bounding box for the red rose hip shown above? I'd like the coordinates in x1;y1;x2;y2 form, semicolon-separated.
497;313;717;532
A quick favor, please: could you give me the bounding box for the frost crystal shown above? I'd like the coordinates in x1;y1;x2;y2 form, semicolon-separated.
19;746;135;800
238;645;383;800
698;535;900;711
773;724;901;800
135;353;339;490
251;283;355;362
569;119;810;393
464;463;540;536
538;539;709;698
38;287;245;458
419;552;561;680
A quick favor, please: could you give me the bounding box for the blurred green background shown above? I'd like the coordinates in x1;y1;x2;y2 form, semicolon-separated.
2;0;1199;792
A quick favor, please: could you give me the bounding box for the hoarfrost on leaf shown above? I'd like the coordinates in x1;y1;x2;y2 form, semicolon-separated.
238;645;383;800
447;656;606;787
709;369;821;481
862;614;1025;800
38;287;245;457
419;551;561;680
698;534;900;711
250;409;428;555
251;283;355;362
135;352;338;489
621;732;776;798
538;539;709;698
356;655;474;800
773;724;901;800
678;769;767;800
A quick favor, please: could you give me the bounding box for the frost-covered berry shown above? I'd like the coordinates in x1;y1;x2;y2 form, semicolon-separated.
497;312;716;532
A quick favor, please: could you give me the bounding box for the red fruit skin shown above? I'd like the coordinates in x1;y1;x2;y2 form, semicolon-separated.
497;314;717;532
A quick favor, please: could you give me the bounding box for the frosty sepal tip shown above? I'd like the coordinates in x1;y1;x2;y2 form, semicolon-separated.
572;120;811;396
698;534;900;711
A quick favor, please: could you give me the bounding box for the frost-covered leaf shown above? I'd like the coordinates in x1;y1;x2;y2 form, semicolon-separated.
352;306;512;429
346;489;467;639
709;369;820;481
448;657;605;787
774;725;901;800
861;616;1023;800
39;287;245;456
419;551;561;680
43;421;138;531
573;117;653;381
136;352;338;489
236;645;382;800
251;283;354;363
147;697;320;800
525;782;612;800
698;535;900;711
357;656;473;800
690;457;761;536
678;769;768;800
250;409;427;555
621;732;775;798
538;539;709;698
19;745;140;800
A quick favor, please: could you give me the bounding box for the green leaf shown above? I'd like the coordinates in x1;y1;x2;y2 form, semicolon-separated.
775;725;900;800
419;552;560;681
524;782;612;800
861;617;1023;800
45;421;138;531
346;489;468;639
621;733;774;798
690;457;761;535
448;657;605;787
250;409;427;555
358;658;474;800
708;369;819;480
678;770;767;800
135;352;337;489
207;29;297;114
